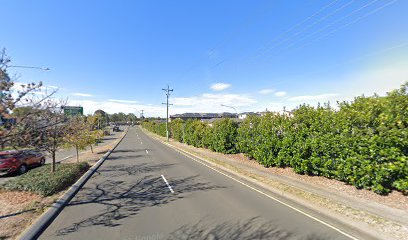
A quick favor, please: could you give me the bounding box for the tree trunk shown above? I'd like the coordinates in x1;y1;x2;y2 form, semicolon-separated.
90;144;94;153
52;126;57;173
52;150;56;172
76;145;79;162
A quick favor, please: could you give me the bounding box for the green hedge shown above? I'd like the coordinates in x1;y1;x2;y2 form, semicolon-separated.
142;121;167;137
1;162;89;196
142;83;408;194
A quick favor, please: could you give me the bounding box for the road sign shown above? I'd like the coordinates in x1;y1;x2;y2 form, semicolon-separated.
62;106;83;116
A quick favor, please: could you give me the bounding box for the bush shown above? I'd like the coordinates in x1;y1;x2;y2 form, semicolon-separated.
183;119;208;148
1;162;89;196
208;118;239;154
142;83;408;194
170;119;184;142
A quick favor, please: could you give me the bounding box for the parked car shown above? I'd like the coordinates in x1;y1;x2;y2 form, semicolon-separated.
113;125;120;132
0;150;45;175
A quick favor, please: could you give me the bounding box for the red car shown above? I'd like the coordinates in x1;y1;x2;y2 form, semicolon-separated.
0;150;46;175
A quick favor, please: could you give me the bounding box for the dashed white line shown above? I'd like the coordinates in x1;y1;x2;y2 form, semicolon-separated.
59;155;74;162
161;175;174;193
146;150;149;154
140;141;143;145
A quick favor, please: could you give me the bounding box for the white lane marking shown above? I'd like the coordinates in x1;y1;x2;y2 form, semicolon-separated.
141;141;143;144
146;150;149;154
59;155;74;162
161;142;358;240
161;175;174;193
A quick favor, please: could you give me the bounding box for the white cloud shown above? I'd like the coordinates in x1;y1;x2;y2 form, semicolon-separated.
68;99;164;116
73;92;93;97
172;93;255;107
169;93;256;114
288;93;338;102
108;99;139;104
344;61;408;97
11;82;59;98
258;88;275;95
275;91;287;97
210;83;231;91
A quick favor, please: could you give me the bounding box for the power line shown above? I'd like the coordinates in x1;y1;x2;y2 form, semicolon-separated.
254;0;346;60
173;1;273;84
162;85;173;142
286;0;383;50
299;0;399;47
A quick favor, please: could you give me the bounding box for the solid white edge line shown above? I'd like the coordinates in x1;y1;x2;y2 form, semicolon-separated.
161;141;359;240
161;174;174;193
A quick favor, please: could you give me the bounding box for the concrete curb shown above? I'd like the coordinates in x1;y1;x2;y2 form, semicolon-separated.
18;128;129;240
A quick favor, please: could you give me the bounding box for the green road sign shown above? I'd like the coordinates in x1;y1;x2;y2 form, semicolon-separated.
62;106;83;115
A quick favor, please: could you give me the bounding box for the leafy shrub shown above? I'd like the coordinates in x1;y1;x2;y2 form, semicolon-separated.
183;119;208;148
170;119;184;142
208;118;238;153
1;162;89;196
142;83;408;194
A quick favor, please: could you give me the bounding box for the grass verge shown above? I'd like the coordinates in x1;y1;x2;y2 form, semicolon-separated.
0;162;89;196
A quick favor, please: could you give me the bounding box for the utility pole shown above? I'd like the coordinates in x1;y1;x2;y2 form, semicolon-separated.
162;85;173;142
140;110;144;119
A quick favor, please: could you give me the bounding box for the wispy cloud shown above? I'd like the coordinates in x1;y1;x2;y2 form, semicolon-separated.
275;91;287;97
210;83;231;91
68;99;163;116
70;92;256;117
172;93;255;107
288;93;338;101
108;99;139;104
73;92;93;97
259;88;275;95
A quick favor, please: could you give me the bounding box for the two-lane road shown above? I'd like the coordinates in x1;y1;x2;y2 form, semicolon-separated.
40;127;365;240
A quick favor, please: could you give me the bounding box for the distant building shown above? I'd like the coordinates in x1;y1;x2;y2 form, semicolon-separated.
170;112;237;121
238;112;260;119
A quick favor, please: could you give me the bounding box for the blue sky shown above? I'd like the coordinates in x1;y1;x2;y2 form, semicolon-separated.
2;0;408;116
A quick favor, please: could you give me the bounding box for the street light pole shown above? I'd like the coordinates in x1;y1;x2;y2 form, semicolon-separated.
6;65;50;71
220;104;238;117
162;85;173;142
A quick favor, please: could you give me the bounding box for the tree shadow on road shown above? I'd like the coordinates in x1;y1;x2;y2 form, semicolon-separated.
96;163;175;177
55;162;223;236
168;217;328;240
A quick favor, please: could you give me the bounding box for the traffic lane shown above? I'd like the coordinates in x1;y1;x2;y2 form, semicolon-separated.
39;127;174;239
132;127;353;240
40;128;230;239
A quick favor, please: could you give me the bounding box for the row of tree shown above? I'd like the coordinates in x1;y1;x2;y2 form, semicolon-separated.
142;83;408;195
1;50;105;172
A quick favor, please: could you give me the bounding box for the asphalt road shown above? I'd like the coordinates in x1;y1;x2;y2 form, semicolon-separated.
39;127;360;240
